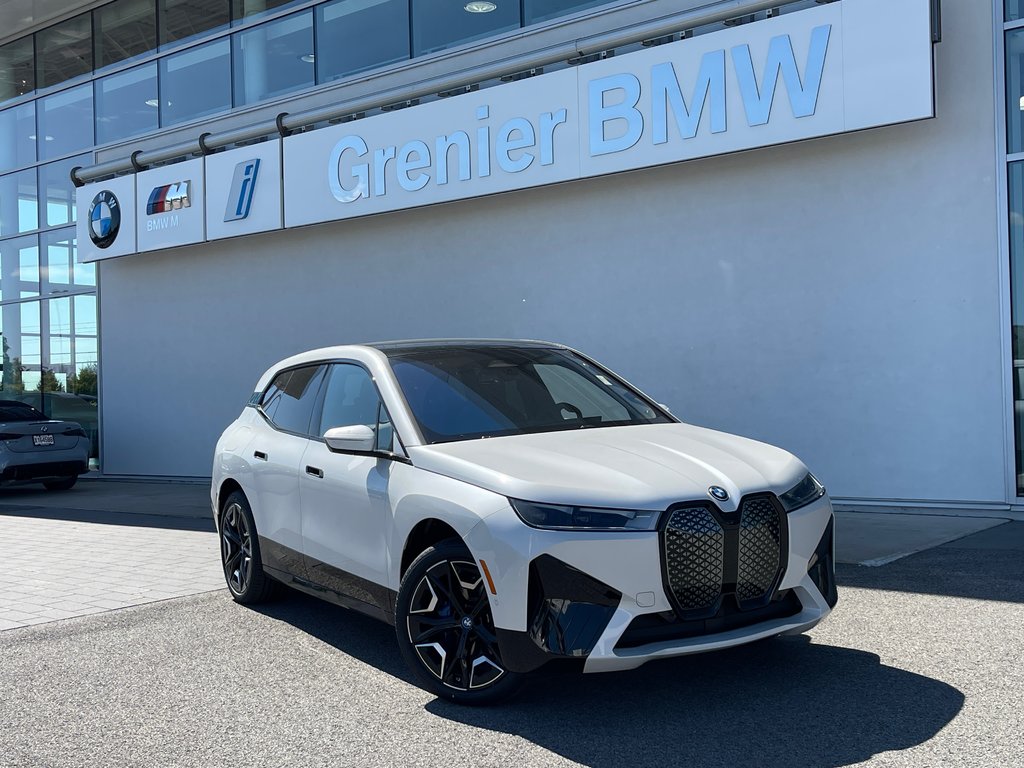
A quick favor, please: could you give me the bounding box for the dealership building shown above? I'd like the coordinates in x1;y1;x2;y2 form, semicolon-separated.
0;0;1021;513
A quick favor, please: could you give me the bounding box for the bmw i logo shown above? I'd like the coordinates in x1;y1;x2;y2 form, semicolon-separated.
88;190;120;249
708;486;729;502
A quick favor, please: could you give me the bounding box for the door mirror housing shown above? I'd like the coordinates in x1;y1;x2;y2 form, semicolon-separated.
323;424;376;454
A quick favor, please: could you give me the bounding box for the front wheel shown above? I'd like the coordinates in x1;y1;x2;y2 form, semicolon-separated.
396;540;523;705
43;476;77;491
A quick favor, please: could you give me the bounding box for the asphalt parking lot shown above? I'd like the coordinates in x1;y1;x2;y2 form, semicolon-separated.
1;483;1022;767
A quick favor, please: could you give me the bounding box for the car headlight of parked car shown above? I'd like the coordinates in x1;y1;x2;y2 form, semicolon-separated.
778;472;826;513
510;499;660;531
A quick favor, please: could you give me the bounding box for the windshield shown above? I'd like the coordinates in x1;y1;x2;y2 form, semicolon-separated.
386;346;672;443
0;401;46;422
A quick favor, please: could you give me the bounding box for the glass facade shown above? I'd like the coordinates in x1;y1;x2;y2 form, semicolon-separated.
0;0;633;471
1008;20;1024;495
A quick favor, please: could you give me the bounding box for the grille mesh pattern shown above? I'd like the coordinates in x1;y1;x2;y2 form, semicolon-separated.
736;497;783;603
663;507;724;612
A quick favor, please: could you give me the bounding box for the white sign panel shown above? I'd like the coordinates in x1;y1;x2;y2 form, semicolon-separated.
76;174;137;263
284;0;933;227
205;139;283;240
285;68;581;228
136;158;206;252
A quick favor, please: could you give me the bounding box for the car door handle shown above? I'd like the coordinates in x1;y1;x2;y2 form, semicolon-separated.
254;450;268;461
305;465;324;479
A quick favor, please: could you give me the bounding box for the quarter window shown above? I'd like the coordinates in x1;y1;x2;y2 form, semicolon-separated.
318;364;380;437
260;364;326;434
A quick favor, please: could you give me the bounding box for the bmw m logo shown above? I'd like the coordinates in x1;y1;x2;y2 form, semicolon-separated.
87;190;120;249
147;180;191;214
708;486;729;502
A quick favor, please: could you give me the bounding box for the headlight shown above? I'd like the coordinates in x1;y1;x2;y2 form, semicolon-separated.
779;472;826;512
509;499;659;531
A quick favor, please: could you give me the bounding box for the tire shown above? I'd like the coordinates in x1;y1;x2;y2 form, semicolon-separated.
42;476;77;491
219;491;280;604
395;539;524;705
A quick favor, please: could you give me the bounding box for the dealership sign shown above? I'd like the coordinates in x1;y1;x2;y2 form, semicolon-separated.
76;0;933;261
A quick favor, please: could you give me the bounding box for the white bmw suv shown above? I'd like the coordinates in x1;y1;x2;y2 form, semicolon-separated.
212;340;837;704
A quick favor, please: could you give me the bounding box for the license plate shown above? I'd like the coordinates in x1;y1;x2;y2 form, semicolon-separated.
33;434;55;447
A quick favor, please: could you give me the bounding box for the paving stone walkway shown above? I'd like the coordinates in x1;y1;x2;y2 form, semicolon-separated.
0;512;223;630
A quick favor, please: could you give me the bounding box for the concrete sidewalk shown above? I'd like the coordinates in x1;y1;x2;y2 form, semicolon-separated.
0;479;1016;632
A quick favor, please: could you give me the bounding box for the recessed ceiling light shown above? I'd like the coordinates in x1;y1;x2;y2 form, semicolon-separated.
28;134;54;141
465;1;497;12
145;98;159;107
300;53;315;63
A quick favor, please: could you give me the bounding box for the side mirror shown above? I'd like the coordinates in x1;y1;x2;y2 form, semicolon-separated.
323;424;376;454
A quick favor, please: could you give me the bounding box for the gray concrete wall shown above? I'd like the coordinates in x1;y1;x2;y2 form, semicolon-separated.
99;0;1007;504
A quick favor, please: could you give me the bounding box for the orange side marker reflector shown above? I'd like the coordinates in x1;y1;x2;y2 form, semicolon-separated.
479;559;497;595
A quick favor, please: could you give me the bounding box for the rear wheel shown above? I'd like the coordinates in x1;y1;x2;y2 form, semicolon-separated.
220;491;280;604
42;476;77;491
396;539;523;705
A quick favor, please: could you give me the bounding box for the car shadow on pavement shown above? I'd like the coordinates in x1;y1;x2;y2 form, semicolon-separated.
0;504;215;532
426;635;963;768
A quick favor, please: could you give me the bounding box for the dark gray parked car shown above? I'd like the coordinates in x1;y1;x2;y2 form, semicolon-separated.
0;400;89;490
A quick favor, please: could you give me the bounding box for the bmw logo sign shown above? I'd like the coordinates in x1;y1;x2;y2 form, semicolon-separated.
708;486;729;502
88;190;120;249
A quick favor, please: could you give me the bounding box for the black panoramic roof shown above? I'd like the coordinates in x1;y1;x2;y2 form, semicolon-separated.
367;339;565;356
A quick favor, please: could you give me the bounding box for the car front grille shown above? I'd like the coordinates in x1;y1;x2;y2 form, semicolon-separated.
661;494;787;618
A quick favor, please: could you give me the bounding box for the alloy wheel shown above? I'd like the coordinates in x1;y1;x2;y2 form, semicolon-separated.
221;502;253;595
406;560;505;691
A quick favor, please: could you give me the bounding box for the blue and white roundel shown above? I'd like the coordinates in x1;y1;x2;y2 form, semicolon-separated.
87;190;120;249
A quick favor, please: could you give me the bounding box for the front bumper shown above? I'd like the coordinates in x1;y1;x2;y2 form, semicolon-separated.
466;494;835;674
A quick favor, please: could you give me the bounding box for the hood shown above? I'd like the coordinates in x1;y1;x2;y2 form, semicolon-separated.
406;423;807;512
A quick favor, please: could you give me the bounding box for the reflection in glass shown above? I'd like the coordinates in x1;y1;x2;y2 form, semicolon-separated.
0;236;40;302
36;13;93;89
42;229;93;294
0;301;43;411
411;0;520;56
160;39;231;126
233;0;306;24
233;11;314;105
1010;161;1024;493
525;0;610;24
160;0;230;46
95;0;158;70
39;156;89;229
41;296;99;459
1010;1;1024;23
0;103;36;174
37;85;94;161
95;63;159;144
0;171;38;237
315;0;410;83
0;37;35;104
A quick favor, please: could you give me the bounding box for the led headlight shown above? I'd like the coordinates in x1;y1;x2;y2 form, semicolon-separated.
779;472;826;513
510;499;659;531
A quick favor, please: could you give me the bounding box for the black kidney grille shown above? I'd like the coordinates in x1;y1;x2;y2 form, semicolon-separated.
663;507;725;613
736;497;783;605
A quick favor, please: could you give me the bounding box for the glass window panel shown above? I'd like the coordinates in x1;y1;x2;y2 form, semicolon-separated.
48;296;72;336
39;155;89;229
315;0;409;83
0;37;35;103
525;0;609;25
411;0;520;57
50;333;72;366
233;0;306;24
95;63;158;144
37;84;94;161
1010;161;1024;493
160;0;230;46
36;13;93;90
42;228;83;293
1010;1;1024;22
0;102;36;173
74;295;98;336
159;39;231;126
0;235;40;302
0;301;41;407
0;170;38;237
233;11;314;106
95;0;158;70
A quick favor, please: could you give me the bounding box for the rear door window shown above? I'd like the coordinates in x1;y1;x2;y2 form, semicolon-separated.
260;365;327;435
